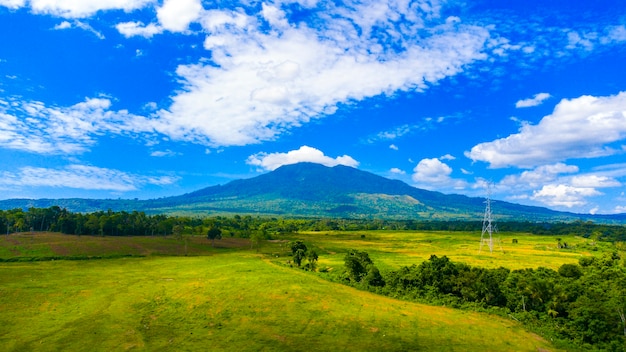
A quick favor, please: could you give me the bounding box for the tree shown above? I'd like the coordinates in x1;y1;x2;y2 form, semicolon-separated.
305;250;319;271
364;265;385;287
207;227;222;247
344;249;373;282
293;249;306;267
289;241;308;266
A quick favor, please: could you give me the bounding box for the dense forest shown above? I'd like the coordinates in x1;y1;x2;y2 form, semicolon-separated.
1;206;626;242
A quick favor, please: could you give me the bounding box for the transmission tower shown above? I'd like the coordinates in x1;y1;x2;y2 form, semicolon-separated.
479;184;501;253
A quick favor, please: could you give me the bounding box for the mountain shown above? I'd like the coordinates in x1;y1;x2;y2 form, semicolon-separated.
0;162;623;222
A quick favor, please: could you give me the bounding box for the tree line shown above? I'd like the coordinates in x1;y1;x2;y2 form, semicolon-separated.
339;251;626;351
1;207;626;243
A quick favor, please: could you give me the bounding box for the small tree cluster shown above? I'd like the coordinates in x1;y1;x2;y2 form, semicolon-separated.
289;240;318;271
343;249;385;287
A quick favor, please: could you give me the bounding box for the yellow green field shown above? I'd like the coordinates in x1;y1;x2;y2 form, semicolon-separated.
283;230;604;271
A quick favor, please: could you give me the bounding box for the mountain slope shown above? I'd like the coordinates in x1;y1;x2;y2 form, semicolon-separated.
140;163;571;221
0;162;620;222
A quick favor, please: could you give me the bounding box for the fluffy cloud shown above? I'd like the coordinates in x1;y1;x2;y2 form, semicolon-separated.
390;167;405;175
500;163;579;189
412;157;466;190
53;21;71;29
0;97;152;154
531;184;601;208
114;0;202;37
515;92;551;108
0;0;25;9
570;174;621;188
467;92;626;168
0;165;177;191
497;163;624;210
152;2;489;146
8;0;154;18
246;146;358;171
412;158;452;183
156;0;202;32
115;21;161;38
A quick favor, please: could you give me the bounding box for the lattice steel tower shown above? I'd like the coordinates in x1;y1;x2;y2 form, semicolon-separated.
479;185;496;253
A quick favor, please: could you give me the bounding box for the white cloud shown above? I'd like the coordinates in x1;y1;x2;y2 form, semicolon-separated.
412;158;452;183
156;0;202;32
261;3;289;29
389;144;398;150
150;149;179;157
467;92;626;168
614;205;626;214
115;0;210;37
246;145;358;171
53;21;71;30
115;21;162;38
24;0;154;18
515;92;551;108
154;3;490;147
54;20;104;39
565;31;595;51
440;154;455;160
370;125;415;143
0;0;24;9
531;184;601;208
500;163;579;189
0;165;177;191
570;174;621;188
0;96;152;154
496;163;624;210
411;157;466;190
390;167;405;175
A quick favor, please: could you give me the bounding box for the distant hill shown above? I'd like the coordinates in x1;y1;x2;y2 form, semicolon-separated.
1;162;624;223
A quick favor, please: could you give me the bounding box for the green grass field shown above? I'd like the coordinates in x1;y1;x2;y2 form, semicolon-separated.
0;231;599;351
0;254;559;351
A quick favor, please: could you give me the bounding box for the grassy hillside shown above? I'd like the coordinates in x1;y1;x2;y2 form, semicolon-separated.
0;232;567;351
0;253;558;351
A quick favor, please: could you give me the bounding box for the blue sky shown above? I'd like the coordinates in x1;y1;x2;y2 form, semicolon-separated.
1;0;626;215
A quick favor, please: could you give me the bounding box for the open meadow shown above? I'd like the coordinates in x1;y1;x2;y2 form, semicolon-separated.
276;230;607;272
0;230;612;351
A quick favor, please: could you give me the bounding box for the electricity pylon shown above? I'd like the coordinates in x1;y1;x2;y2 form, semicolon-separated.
479;184;501;253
